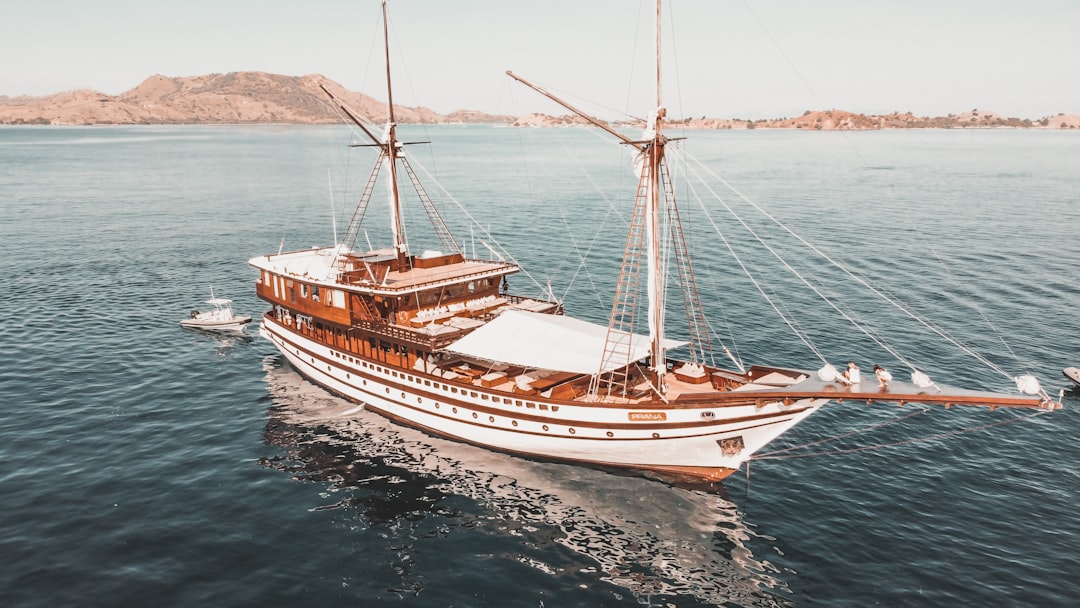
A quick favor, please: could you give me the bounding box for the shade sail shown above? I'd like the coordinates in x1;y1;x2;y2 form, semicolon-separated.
443;309;687;375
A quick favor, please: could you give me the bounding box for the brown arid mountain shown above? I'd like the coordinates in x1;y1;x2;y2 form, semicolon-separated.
0;72;514;126
1;71;1076;129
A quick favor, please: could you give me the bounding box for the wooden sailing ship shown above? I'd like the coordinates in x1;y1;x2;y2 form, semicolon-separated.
249;0;1060;483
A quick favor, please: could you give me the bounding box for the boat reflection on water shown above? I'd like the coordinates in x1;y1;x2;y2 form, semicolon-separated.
189;329;253;359
259;357;793;605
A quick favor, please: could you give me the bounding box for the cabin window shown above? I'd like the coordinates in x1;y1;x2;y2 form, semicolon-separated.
311;285;320;302
481;394;489;401
514;400;522;406
300;284;310;298
272;275;280;298
330;289;345;308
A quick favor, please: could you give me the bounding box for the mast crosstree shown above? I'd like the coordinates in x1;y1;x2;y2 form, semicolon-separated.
318;0;460;262
508;0;711;398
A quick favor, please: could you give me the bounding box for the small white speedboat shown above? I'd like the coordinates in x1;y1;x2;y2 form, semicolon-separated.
181;290;252;333
1064;367;1080;387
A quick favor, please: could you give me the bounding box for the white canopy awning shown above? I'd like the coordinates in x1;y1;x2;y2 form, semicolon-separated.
443;310;687;375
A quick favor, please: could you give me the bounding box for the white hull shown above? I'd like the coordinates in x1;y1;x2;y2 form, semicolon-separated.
1065;367;1080;387
260;316;826;478
180;316;252;332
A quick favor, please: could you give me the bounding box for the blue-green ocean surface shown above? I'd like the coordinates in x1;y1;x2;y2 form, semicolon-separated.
1;124;1078;607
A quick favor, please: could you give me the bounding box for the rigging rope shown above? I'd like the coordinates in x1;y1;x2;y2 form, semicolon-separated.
680;151;911;367
727;0;1033;386
680;150;1022;383
550;133;628;310
680;161;829;364
692;2;1029;383
407;156;548;295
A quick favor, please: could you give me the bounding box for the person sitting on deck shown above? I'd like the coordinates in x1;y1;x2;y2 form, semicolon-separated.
874;364;892;388
842;361;861;385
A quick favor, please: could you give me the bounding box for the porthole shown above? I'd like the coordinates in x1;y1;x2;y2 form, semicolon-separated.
488;416;495;423
401;392;406;399
417;397;423;404
652;432;660;439
542;425;549;432
606;431;614;438
568;428;576;435
452;407;458;414
435;403;440;409
512;420;518;427
385;388;390;394
472;412;478;419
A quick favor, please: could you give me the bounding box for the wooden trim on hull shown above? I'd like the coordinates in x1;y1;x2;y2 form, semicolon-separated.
265;318;815;438
357;397;739;482
260;317;826;477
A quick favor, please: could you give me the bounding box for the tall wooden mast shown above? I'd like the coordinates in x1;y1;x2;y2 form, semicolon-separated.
381;0;407;262
508;0;712;400
645;0;667;389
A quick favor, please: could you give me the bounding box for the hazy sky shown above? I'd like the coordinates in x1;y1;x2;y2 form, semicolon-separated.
2;0;1076;119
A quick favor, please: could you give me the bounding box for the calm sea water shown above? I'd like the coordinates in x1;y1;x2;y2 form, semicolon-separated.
1;124;1078;607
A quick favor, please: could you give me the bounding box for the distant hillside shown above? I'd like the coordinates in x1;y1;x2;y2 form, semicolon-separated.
1;72;1077;129
0;72;514;126
671;109;1080;130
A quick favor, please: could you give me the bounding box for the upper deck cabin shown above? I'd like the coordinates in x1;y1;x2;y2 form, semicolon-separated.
250;245;555;338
